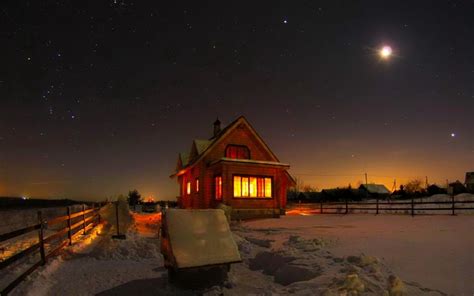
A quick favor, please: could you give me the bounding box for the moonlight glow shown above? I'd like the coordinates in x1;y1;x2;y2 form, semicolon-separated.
379;46;392;59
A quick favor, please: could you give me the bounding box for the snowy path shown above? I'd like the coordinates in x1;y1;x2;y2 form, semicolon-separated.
242;214;474;296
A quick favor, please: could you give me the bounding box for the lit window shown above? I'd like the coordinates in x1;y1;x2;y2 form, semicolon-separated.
196;178;199;192
234;176;241;197
264;178;272;197
241;177;249;197
215;176;222;200
249;177;257;197
225;145;250;159
186;181;191;195
233;176;272;198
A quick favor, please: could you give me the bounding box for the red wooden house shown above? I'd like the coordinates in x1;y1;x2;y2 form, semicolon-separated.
170;116;295;219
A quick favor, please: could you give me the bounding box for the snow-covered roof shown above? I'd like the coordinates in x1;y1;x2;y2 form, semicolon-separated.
179;152;189;167
359;184;390;194
193;139;212;155
163;209;241;269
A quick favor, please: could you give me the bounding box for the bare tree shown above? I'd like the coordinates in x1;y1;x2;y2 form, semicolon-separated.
404;179;424;194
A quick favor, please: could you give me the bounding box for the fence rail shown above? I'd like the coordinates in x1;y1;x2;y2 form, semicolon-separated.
288;198;474;216
0;205;103;295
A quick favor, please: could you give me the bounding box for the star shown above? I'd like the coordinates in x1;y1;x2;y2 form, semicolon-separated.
283;19;288;24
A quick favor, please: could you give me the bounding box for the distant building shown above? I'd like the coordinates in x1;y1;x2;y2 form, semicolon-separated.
427;184;446;196
465;172;474;192
448;180;467;195
359;184;390;198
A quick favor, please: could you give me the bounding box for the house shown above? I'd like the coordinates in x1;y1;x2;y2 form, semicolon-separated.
465;172;474;192
448;180;467;195
358;184;390;198
170;116;295;219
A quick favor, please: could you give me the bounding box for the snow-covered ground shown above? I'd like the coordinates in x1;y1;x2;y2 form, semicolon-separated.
240;214;474;296
4;208;473;295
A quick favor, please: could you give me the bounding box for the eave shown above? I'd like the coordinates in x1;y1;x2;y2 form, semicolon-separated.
209;157;290;168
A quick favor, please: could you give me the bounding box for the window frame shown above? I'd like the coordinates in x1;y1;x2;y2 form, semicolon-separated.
232;174;273;199
225;144;251;160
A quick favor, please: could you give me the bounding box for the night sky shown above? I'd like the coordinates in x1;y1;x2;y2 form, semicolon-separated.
1;1;473;201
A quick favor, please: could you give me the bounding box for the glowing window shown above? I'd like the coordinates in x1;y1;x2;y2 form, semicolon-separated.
264;178;272;197
233;176;272;198
225;145;250;159
233;176;241;197
215;176;222;200
241;177;249;197
186;181;191;195
249;177;257;197
195;178;199;192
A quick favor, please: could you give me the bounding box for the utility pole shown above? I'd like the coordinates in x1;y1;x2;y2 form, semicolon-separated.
425;176;429;189
365;173;368;186
392;179;397;191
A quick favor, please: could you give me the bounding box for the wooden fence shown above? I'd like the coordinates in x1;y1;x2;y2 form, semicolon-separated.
288;198;474;216
0;205;103;295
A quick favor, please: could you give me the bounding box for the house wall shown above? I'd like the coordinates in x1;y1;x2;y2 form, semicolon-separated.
175;120;290;218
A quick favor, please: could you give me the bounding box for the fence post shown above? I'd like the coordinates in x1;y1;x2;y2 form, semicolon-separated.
82;204;86;235
320;201;323;214
411;198;415;217
115;201;120;235
67;206;72;245
376;198;379;215
37;211;46;265
451;195;455;216
92;204;96;226
345;199;348;214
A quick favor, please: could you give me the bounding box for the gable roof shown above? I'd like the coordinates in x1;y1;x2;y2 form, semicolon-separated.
359;184;390;194
172;116;282;176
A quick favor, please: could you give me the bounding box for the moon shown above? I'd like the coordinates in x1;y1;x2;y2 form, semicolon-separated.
379;45;392;59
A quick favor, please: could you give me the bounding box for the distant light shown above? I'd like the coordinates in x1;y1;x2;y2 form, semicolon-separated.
379;46;392;59
22;196;28;200
451;133;456;137
283;19;288;24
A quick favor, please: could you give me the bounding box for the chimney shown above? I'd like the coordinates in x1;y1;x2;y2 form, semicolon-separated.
213;118;221;137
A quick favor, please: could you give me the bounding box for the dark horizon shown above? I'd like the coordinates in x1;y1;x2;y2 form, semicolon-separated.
1;1;473;201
